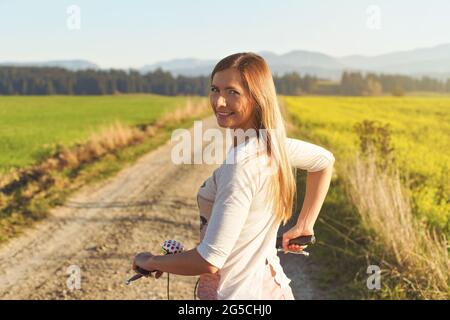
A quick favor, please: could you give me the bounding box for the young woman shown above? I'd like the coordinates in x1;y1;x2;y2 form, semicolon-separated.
132;52;335;300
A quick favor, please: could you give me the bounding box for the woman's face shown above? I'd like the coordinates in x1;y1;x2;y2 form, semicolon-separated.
210;68;256;130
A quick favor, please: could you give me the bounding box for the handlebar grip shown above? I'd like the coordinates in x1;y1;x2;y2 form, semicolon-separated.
134;266;151;276
276;235;316;249
126;273;144;284
134;265;158;276
126;266;157;285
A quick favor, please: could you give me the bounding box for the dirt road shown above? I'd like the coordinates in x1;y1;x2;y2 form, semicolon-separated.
0;116;322;300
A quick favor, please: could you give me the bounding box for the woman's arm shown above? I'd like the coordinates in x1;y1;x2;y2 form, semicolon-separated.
134;248;219;276
296;161;334;232
282;159;334;253
134;160;256;276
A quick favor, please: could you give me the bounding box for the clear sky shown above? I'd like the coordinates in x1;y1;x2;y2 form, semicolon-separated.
1;0;449;69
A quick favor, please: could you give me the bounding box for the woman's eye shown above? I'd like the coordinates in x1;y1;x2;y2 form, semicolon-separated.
210;87;218;92
229;90;239;95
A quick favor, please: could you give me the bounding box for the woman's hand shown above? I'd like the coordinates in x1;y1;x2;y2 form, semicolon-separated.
282;225;314;254
132;252;164;279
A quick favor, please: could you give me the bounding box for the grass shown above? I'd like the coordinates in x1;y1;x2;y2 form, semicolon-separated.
286;120;370;299
0;95;211;244
0;95;205;173
341;153;449;299
284;96;449;299
284;96;450;233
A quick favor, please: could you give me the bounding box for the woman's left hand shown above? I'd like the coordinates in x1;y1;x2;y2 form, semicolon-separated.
132;252;163;279
282;225;314;254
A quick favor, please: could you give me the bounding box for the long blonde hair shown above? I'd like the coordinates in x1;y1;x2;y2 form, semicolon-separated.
211;52;296;226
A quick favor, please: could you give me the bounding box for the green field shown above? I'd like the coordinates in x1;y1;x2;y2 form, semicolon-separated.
0;95;201;173
2;94;448;231
285;96;450;232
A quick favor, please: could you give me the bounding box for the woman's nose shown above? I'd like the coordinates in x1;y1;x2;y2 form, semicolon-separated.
214;95;226;107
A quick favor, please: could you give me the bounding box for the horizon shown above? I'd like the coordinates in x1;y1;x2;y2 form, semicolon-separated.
1;0;450;68
2;41;450;67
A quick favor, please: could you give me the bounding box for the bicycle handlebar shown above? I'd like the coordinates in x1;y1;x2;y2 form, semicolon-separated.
276;235;316;249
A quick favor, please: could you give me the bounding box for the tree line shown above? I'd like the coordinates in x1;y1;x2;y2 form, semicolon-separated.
0;67;209;96
338;71;450;96
0;66;449;96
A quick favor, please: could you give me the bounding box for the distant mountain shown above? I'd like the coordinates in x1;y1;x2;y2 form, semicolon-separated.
0;59;99;71
260;50;344;79
3;43;449;80
140;58;217;76
140;43;450;80
338;43;450;76
139;51;345;79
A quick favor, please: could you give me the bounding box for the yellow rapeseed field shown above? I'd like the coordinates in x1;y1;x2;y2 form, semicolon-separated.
285;96;450;234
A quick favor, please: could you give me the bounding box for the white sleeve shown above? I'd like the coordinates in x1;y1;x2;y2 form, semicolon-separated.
286;137;335;172
196;161;256;269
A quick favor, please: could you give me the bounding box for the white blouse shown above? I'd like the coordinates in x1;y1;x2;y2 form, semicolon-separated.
196;136;335;299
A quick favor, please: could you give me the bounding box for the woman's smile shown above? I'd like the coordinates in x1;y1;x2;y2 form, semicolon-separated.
216;111;236;121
